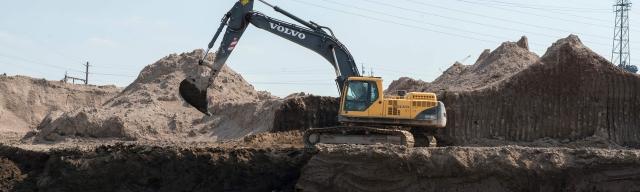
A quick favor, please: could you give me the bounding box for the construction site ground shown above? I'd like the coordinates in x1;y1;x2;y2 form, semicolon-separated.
2;35;640;192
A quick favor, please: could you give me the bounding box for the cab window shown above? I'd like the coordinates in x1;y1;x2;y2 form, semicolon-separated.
344;81;378;111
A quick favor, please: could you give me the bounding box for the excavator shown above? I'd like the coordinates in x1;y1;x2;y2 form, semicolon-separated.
179;0;447;147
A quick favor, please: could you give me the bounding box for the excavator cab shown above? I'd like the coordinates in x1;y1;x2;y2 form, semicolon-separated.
340;77;384;117
343;80;379;112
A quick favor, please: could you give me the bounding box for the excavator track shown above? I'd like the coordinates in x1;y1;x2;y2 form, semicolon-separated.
303;126;415;148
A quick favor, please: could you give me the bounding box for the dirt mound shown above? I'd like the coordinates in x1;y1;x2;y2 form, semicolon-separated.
297;145;640;192
439;35;640;147
31;49;281;142
385;77;430;94
386;36;539;93
0;76;119;134
272;93;339;132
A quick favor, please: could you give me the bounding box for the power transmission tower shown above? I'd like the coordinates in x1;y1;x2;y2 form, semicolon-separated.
612;0;637;73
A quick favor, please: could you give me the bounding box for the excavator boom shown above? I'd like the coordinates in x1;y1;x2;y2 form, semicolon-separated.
180;0;358;115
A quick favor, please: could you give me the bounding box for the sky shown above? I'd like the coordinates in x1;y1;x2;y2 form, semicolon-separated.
0;0;636;97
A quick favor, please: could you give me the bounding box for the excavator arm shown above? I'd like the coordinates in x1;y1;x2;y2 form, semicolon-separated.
180;0;360;115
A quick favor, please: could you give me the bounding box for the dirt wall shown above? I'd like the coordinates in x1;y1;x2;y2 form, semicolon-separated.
3;142;640;192
297;145;640;192
437;35;640;147
272;94;339;132
0;144;311;192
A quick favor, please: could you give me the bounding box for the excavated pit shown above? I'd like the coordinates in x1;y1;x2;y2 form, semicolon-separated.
2;144;640;192
297;145;640;192
0;143;311;192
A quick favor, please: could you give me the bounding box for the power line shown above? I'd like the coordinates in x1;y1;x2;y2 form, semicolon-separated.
373;67;425;77
453;0;612;28
0;60;48;77
0;52;137;82
0;52;84;73
468;0;610;13
90;72;137;78
402;0;612;45
0;28;86;64
290;0;499;44
317;0;542;46
461;0;611;25
0;29;136;71
250;81;334;85
351;0;579;46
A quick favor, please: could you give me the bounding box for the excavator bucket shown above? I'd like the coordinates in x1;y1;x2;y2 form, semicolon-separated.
179;78;211;116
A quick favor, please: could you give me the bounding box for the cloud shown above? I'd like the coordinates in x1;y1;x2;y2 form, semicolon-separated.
86;37;118;48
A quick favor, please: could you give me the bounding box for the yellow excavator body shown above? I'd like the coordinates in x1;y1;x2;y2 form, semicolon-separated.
303;76;447;148
338;76;446;128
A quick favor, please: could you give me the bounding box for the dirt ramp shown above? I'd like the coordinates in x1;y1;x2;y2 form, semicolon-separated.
440;35;640;146
0;76;119;134
32;49;279;142
297;145;640;192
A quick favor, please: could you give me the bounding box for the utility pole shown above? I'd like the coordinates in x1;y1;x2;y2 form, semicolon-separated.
612;0;637;73
63;63;88;85
84;61;89;85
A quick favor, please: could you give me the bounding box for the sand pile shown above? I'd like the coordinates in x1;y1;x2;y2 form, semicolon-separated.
387;36;539;93
31;49;282;142
439;35;640;147
0;76;119;135
297;145;640;192
385;77;431;94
